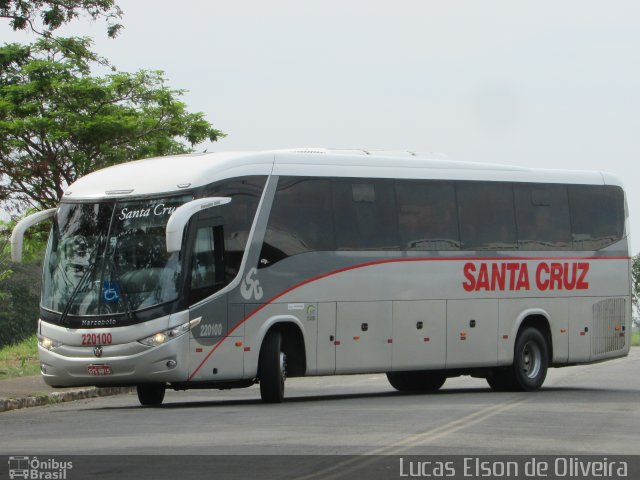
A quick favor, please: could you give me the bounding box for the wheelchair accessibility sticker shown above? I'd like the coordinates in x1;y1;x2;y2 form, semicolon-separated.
102;281;121;303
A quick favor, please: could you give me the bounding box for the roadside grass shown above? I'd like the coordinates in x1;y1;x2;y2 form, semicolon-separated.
632;331;640;347
0;335;40;379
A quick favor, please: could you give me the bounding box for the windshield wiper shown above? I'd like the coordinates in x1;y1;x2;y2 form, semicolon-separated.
107;257;135;325
59;254;99;326
59;249;135;326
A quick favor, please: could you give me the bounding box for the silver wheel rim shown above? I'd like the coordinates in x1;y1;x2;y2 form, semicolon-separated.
521;341;541;379
279;352;287;383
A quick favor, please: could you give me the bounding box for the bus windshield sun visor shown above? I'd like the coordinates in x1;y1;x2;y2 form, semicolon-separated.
165;197;231;253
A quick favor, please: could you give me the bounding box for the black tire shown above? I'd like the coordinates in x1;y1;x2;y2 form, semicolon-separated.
488;327;549;392
511;327;549;391
259;330;286;403
386;371;446;393
137;384;165;407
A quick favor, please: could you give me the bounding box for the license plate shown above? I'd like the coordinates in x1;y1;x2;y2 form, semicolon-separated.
87;364;112;375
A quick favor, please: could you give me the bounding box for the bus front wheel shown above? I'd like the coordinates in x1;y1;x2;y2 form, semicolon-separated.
258;330;286;403
137;383;166;407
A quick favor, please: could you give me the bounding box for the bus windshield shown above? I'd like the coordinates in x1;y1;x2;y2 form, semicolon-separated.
42;196;191;316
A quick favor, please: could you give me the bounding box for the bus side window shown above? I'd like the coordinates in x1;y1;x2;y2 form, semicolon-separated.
395;179;460;250
188;223;225;305
514;184;571;250
203;176;267;282
457;181;517;251
260;177;334;267
333;178;400;251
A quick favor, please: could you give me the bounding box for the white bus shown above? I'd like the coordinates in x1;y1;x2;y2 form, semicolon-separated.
11;149;632;406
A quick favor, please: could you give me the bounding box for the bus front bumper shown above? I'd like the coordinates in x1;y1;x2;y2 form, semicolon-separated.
38;333;190;387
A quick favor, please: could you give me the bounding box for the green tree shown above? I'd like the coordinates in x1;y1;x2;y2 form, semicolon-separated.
0;37;224;210
0;219;46;347
0;0;122;37
0;234;13;300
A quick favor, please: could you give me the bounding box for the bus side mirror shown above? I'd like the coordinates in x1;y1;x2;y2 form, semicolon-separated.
10;208;57;263
165;197;231;253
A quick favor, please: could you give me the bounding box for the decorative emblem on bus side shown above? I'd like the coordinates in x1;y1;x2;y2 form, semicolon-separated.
306;304;317;322
93;346;103;358
240;267;264;301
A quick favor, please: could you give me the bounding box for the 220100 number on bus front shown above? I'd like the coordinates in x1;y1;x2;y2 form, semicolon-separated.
81;333;113;345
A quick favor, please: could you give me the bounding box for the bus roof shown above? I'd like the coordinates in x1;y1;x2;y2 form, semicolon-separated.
62;148;621;200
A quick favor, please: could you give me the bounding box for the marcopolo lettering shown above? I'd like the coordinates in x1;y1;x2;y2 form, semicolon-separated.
462;261;590;292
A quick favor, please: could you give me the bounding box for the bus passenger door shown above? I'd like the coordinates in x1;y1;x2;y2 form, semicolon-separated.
187;214;243;381
316;302;337;375
446;299;499;368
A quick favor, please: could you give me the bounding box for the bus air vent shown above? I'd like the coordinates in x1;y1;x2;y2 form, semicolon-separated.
591;298;626;356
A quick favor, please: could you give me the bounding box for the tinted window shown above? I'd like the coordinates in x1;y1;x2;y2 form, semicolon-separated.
204;176;266;281
260;177;334;267
191;226;217;290
568;185;625;250
333;178;399;251
42;196;191;316
395;180;460;250
42;202;114;314
457;182;517;250
514;184;571;250
188;223;225;305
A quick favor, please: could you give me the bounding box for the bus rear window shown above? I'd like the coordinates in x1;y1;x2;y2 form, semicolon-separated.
569;185;625;250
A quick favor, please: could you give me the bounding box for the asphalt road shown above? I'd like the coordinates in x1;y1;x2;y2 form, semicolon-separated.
1;349;639;456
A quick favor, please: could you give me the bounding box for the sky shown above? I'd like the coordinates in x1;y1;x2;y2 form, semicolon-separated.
2;0;639;252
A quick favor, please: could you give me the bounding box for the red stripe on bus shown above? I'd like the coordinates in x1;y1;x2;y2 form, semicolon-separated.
186;254;629;380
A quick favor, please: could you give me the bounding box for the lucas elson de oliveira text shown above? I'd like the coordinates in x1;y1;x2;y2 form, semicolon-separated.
399;457;628;477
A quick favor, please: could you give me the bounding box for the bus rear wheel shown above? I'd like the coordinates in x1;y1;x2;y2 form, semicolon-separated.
259;330;286;403
487;327;549;392
387;371;446;393
513;327;548;390
137;383;165;407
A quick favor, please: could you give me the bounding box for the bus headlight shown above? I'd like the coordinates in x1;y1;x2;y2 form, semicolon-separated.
38;335;62;351
138;317;202;347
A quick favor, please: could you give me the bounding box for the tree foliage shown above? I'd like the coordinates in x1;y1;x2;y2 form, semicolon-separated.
0;215;48;295
0;0;122;37
0;256;42;348
0;218;46;347
0;37;224;210
0;235;13;299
